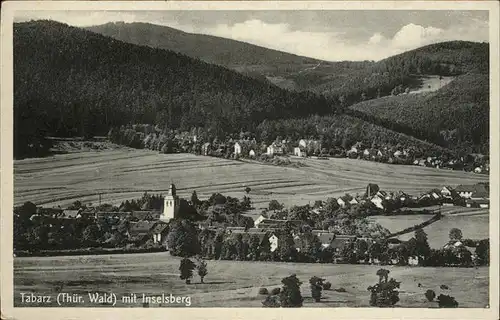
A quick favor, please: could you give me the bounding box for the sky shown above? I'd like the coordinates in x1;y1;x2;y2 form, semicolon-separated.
14;10;489;61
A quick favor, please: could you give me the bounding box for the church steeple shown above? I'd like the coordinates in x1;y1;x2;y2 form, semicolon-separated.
168;184;176;196
161;184;179;222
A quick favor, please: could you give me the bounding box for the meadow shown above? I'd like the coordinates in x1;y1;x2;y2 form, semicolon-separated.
14;252;489;308
14;148;488;212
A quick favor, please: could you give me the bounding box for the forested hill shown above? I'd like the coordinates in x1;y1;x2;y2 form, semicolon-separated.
312;41;489;102
14;20;333;157
86;22;322;66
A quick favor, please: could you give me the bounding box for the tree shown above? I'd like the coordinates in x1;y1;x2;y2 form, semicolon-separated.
449;228;463;242
268;200;284;212
196;257;208;283
249;234;261;260
413;229;431;265
244;186;251;195
190;191;200;206
475;239;489;266
279;274;303;307
425;289;436;302
368;270;400;307
81;224;100;247
437;294;459;308
309;276;324;302
167;220;200;257
179;258;196;284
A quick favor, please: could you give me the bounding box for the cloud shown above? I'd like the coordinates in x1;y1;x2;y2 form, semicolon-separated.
391;23;444;49
14;11;489;61
369;33;384;45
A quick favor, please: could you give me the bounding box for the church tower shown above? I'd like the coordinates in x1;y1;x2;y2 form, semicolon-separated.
161;184;180;222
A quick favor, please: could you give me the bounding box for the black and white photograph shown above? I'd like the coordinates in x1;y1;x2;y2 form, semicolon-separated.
1;1;498;318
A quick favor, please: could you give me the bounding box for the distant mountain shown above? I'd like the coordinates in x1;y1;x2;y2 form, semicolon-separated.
87;22;489;106
86;22;322;66
14;20;333;158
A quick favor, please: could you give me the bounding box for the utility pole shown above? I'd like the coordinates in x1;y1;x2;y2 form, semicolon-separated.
98;193;102;206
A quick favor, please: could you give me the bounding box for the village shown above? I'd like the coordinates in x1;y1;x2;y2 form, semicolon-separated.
108;125;490;174
14;176;490;268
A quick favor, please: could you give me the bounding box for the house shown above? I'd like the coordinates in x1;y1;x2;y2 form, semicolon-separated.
466;199;489;208
269;234;279;252
294;147;305;157
440;186;455;198
131;211;161;221
249;149;256;157
253;214;267;228
298;139;321;155
474;167;482;173
255;219;304;229
201;142;211;156
151;222;169;244
455;184;488;199
370;195;385;210
429;189;442;200
376;190;390;200
35;207;63;218
393;150;403;158
59;209;82;219
128;221;160;243
234;142;242;155
329;235;357;252
311;230;337;248
267;143;284;156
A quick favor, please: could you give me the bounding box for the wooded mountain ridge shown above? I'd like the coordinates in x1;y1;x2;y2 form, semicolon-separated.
14;20;489;159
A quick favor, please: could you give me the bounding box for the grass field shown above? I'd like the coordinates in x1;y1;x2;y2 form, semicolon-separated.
370;213;489;248
14;149;488;212
13;252;489;308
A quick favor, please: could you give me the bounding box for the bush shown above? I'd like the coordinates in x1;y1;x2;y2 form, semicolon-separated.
270;287;281;295
262;295;280;307
334;287;346;293
258;287;269;295
323;282;332;290
437;294;459;308
425;289;436;302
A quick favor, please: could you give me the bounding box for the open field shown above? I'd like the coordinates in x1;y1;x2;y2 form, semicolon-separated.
370;213;489;248
14;252;489;308
14;149;488;212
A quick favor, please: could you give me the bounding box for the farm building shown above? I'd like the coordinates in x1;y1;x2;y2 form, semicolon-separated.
337;195;358;207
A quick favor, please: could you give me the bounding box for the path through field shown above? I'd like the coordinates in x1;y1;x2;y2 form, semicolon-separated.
14;252;489;308
14;149;488;213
